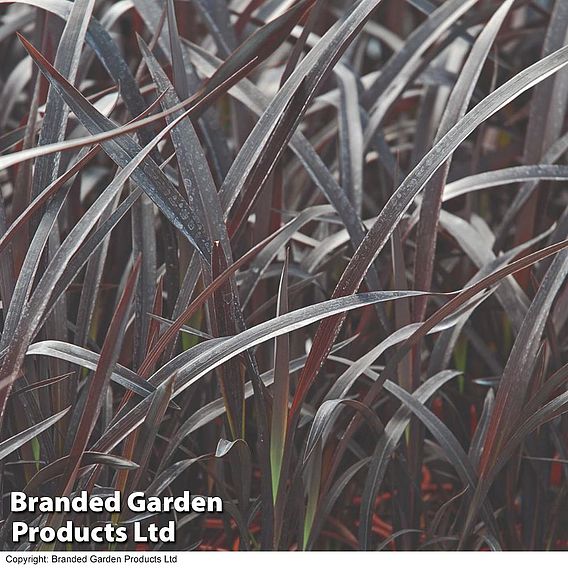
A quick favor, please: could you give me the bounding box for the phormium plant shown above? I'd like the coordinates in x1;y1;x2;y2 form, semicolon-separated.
0;0;567;551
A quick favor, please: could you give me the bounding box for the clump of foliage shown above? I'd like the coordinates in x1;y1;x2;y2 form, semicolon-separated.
0;0;567;552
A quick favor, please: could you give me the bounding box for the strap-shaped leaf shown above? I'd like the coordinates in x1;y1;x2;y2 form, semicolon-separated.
20;34;212;260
